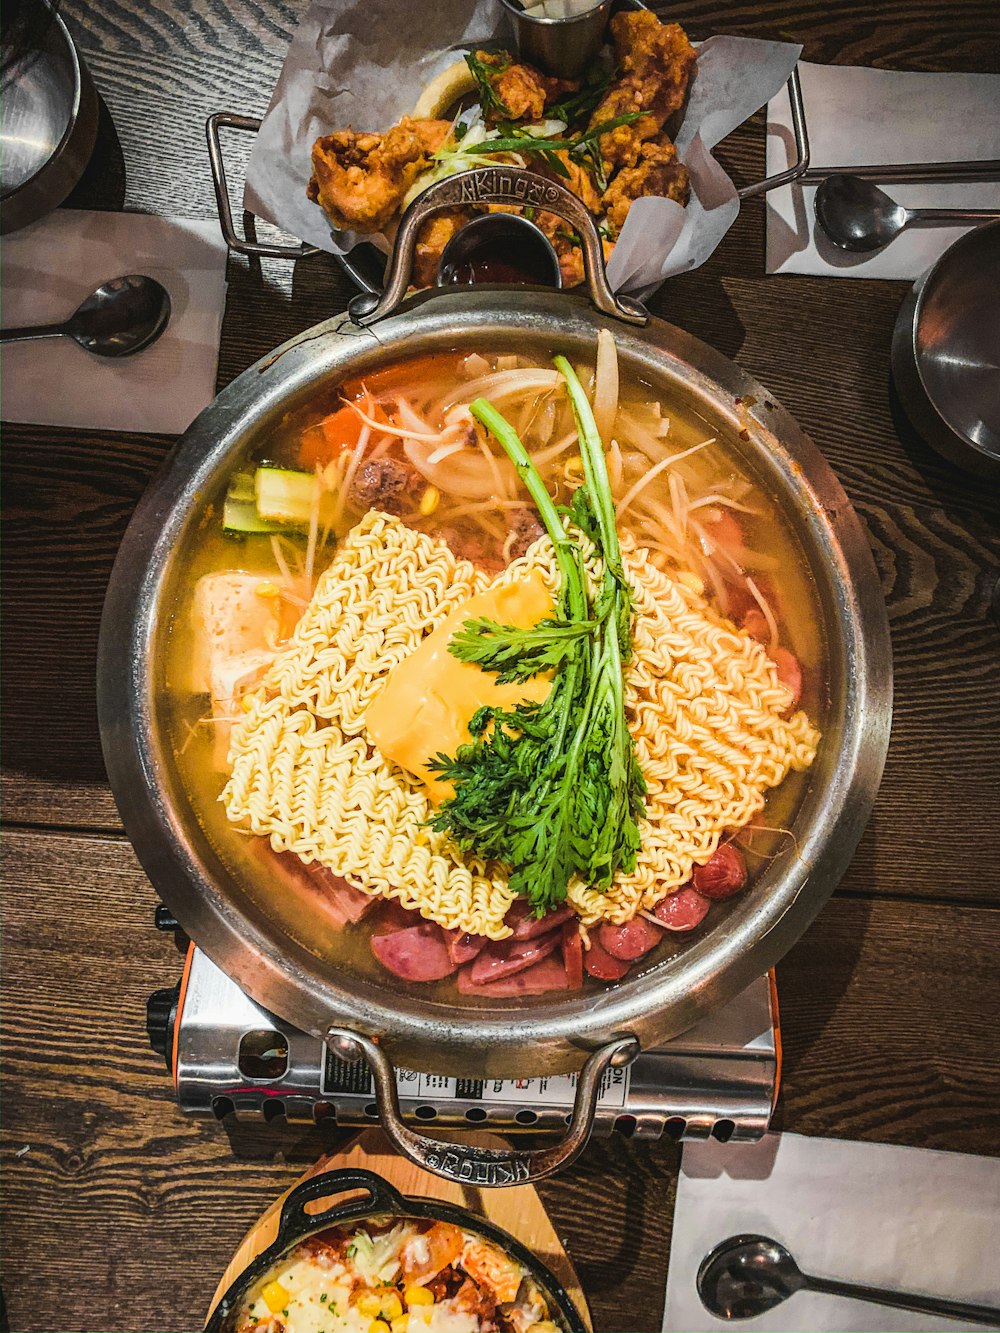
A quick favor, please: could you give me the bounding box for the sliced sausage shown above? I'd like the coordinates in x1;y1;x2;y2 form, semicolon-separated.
583;937;631;982
598;916;663;961
444;928;487;966
457;955;569;997
467;933;560;986
562;922;584;990
506;900;575;940
691;844;748;899
651;886;711;931
771;646;803;711
370;923;456;982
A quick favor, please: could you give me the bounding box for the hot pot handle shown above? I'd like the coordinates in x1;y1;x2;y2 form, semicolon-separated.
326;1028;640;1186
348;166;648;328
274;1169;409;1248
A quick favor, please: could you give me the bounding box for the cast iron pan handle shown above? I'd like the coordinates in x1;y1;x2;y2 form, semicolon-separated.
349;166;648;327
274;1168;410;1250
326;1028;640;1186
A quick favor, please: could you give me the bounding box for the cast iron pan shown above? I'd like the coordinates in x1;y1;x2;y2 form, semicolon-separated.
205;1167;588;1332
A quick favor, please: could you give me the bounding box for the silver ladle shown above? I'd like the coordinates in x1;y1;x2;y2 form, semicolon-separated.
698;1234;1000;1326
815;174;1000;253
0;274;171;356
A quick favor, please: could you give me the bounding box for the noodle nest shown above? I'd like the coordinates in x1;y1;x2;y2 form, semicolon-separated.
223;511;820;938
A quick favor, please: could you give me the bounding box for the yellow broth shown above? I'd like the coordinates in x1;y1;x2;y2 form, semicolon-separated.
164;347;826;993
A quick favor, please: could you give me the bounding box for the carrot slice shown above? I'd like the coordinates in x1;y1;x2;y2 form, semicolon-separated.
299;403;383;470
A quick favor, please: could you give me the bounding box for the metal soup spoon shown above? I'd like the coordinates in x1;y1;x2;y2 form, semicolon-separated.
815;174;1000;253
697;1234;1000;1326
0;274;171;357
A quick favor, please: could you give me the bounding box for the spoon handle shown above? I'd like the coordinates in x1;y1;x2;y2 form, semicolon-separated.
807;1272;1000;1327
0;322;70;344
910;208;1000;224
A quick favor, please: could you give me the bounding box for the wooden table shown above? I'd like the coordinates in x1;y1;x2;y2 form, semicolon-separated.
3;2;999;1329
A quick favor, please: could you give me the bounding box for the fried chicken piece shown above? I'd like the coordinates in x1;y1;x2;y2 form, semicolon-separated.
588;11;696;171
474;50;577;124
537;148;602;214
602;136;690;236
411;207;476;287
308;117;452;232
532;209;614;288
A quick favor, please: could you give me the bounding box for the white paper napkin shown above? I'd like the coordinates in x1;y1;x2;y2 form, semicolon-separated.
243;0;800;296
1;210;228;433
766;63;1000;278
663;1132;1000;1332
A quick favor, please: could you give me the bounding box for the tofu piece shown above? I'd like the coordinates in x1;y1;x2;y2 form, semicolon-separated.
188;571;280;695
208;649;273;769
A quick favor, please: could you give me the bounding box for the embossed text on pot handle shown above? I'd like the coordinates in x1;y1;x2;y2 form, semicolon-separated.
348;167;648;327
325;1028;640;1187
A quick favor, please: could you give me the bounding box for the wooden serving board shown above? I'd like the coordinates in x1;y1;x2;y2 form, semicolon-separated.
208;1129;591;1329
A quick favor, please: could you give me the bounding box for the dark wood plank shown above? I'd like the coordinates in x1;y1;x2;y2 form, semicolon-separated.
3;829;998;1332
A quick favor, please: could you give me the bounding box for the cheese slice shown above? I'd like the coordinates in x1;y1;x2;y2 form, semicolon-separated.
366;572;553;803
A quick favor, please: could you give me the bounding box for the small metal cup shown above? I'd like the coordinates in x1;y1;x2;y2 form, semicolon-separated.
436;212;562;289
498;0;614;80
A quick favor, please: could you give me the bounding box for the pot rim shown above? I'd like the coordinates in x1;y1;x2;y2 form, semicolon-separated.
98;287;892;1076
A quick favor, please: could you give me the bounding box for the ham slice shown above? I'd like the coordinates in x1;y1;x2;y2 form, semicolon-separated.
651;886;711;931
583;938;631;982
444;928;487;966
370;924;457;982
562;922;584;990
257;845;375;927
457;954;569;997
467;933;560;986
598;917;663;961
772;646;803;711
505;900;575;940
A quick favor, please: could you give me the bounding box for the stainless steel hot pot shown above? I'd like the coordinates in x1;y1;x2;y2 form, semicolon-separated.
99;168;891;1186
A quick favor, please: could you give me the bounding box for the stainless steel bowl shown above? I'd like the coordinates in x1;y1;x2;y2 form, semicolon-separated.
0;5;98;234
891;220;1000;478
499;0;613;79
99;169;891;1185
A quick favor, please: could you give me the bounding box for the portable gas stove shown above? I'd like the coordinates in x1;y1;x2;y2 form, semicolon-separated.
147;909;780;1143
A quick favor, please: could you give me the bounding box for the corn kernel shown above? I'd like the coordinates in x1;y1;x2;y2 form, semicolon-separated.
391;1316;410;1333
357;1293;383;1318
418;485;440;516
255;580;279;599
404;1285;434;1308
368;1321;391;1333
261;1279;290;1313
677;570;705;597
380;1291;404;1320
526;1323;560;1333
240;693;256;713
563;455;584;482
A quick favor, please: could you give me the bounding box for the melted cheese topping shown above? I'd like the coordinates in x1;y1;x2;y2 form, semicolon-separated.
366;571;553;803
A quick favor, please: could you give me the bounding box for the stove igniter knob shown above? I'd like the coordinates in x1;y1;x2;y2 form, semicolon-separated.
146;984;180;1070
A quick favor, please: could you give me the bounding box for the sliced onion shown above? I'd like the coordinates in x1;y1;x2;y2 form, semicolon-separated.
592;327;619;443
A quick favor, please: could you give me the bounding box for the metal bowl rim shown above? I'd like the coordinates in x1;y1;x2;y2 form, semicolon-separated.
0;8;85;201
98;287;892;1074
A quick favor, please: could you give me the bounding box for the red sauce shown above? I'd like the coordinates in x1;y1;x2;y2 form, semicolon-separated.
441;240;559;288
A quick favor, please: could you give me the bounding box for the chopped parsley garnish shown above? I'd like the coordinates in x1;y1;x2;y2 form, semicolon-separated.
429;357;646;913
